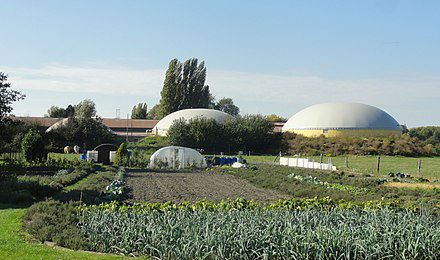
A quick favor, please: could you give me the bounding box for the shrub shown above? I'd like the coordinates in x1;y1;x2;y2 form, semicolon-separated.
21;129;46;162
23;199;88;250
409;126;440;146
167;115;280;154
114;143;129;166
283;132;438;157
45;116;116;151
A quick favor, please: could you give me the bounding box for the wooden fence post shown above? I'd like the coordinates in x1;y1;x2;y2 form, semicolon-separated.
417;159;422;177
377;156;381;175
320;154;323;164
345;156;349;169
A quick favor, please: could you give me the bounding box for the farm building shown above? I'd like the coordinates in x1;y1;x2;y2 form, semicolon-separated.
282;102;402;137
149;146;207;169
153;108;234;136
15;116;159;140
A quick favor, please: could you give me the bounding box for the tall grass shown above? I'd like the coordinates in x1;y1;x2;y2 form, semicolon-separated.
79;208;440;260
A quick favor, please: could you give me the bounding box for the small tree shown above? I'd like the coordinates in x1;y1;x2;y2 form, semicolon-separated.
266;114;287;122
214;97;240;116
0;72;25;121
131;103;148;119
65;104;75;117
147;104;162;120
21;129;46;162
74;99;96;119
114;143;129;166
224;115;277;154
46;106;67;118
166;119;193;148
47;117;115;151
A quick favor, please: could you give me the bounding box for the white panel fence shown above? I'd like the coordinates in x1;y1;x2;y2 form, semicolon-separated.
280;157;337;171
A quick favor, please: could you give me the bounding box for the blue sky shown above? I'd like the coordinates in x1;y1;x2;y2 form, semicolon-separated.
1;0;439;127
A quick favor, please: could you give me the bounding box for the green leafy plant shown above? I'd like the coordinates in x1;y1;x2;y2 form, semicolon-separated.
77;203;438;260
21;129;46;162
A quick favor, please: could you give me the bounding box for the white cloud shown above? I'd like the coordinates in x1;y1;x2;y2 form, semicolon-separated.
1;64;439;126
0;64;165;97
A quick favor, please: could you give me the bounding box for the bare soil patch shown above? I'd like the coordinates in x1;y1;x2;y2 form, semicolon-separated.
125;171;288;203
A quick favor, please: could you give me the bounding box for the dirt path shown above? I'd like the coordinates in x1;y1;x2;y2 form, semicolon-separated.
125;171;288;203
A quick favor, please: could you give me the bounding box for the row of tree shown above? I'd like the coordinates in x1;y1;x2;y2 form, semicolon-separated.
167;115;281;154
45;58;240;120
46;99;97;119
132;58;240;119
0;73;117;158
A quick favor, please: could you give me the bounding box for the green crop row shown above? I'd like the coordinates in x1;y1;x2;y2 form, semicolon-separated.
0;162;104;203
287;173;369;194
78;207;440;260
79;197;418;213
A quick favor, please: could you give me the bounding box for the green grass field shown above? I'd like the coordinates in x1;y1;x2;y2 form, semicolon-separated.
0;204;138;260
309;155;440;180
47;152;81;161
243;155;440;180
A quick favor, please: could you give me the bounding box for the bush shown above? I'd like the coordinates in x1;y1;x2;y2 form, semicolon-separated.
21;129;46;162
224;115;281;154
23;199;88;250
167;115;281;154
114;143;129;166
45;116;116;151
283;132;439;157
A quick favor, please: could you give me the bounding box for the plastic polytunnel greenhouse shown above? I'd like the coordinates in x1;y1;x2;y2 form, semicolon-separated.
149;146;207;170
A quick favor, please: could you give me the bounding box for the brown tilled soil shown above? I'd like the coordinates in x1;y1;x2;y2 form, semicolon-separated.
125;171;288;203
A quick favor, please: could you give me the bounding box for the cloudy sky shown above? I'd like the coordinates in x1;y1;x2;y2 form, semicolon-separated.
1;0;439;127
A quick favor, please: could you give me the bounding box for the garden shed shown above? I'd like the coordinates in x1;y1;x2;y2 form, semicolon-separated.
149;146;207;169
94;144;118;165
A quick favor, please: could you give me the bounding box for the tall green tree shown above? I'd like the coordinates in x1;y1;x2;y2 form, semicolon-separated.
131;103;148;119
65;104;75;117
74;99;96;119
0;72;25;122
214;97;240;116
47;117;115;150
266;114;287;122
159;58;211;117
46;106;67;118
147;104;162;120
0;72;25;150
46;104;76;118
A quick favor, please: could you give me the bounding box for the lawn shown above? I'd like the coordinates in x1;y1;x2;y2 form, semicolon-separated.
0;204;137;260
243;155;440;180
308;155;440;180
47;152;81;161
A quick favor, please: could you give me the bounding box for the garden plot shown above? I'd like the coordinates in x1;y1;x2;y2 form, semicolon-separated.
125;171;288;203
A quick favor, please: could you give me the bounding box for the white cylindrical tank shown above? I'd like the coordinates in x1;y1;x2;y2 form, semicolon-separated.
109;151;117;163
